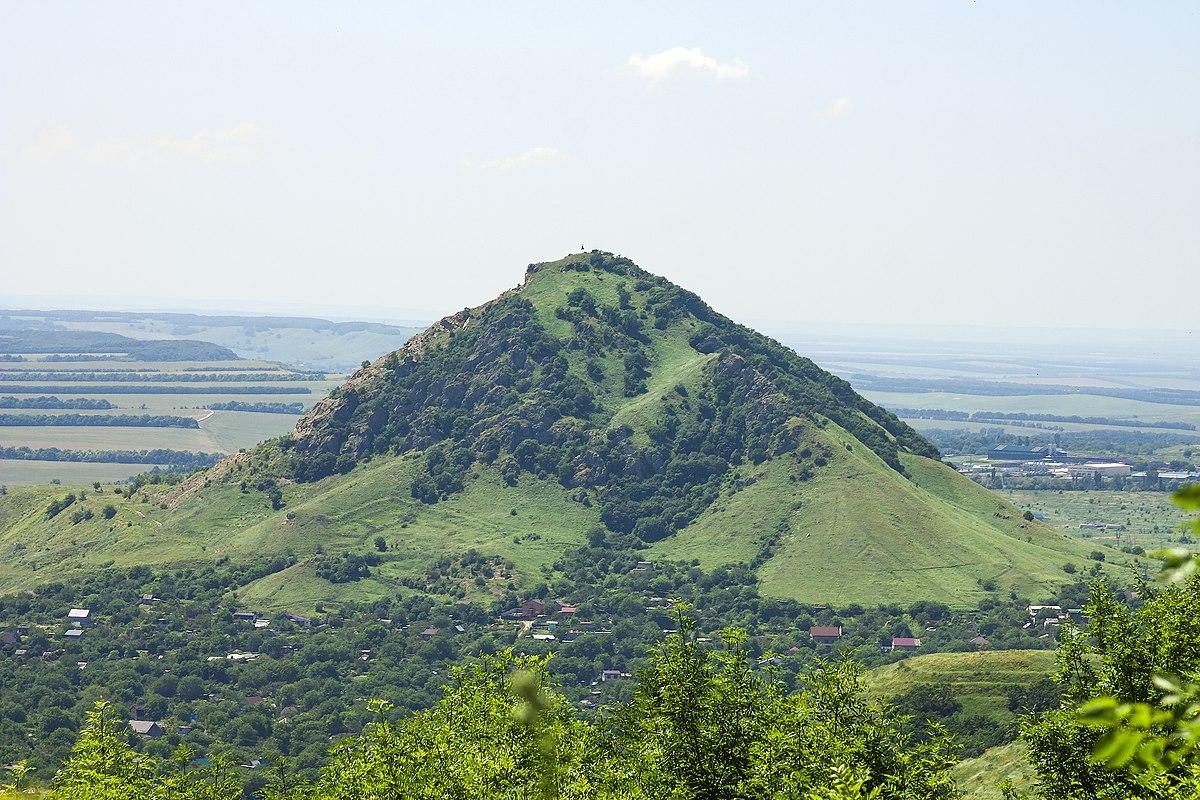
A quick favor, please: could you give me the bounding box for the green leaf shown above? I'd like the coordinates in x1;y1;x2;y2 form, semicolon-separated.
1094;730;1144;769
1173;484;1200;512
1079;697;1120;722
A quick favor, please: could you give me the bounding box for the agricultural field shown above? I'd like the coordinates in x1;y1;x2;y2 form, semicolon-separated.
0;459;169;486
873;391;1200;433
0;312;418;485
0;357;341;485
998;488;1194;551
773;324;1200;448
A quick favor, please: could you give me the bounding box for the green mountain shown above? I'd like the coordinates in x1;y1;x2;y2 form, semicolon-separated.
0;252;1120;607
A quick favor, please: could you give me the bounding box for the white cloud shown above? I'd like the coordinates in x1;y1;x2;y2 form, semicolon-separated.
21;123;267;163
480;146;567;170
628;47;749;84
817;96;852;121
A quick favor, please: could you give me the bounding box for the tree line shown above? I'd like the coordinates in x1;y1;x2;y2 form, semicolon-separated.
207;401;306;415
0;446;220;468
0;413;199;428
0;395;116;409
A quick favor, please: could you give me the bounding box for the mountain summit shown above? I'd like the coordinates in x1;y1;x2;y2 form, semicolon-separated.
265;251;935;543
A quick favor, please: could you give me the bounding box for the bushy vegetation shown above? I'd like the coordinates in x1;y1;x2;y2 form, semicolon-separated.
313;551;373;583
990;486;1200;799
0;519;1079;787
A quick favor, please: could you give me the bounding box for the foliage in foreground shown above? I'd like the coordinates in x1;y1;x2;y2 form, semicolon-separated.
18;608;960;800
1012;485;1200;799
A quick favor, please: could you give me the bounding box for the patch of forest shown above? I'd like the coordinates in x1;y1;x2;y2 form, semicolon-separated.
207;401;306;414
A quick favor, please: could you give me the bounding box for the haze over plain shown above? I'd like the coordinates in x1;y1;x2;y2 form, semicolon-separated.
1;2;1196;333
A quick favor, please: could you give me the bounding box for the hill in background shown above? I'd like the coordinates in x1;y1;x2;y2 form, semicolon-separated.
0;309;424;373
0;252;1126;607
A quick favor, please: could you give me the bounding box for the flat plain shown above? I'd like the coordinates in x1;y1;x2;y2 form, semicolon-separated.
0;310;408;484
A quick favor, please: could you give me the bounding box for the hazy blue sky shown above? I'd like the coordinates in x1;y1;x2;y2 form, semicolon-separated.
2;3;1196;331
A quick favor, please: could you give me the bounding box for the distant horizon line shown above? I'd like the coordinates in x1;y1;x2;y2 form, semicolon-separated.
1;294;1193;341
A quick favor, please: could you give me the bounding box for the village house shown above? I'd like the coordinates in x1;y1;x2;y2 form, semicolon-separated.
809;626;842;646
129;720;163;738
67;608;92;627
522;599;546;616
889;637;922;652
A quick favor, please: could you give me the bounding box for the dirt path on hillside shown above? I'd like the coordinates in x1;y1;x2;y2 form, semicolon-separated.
132;507;163;527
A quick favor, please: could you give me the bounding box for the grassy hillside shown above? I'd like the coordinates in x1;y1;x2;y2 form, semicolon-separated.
654;436;1127;606
0;456;605;609
864;650;1056;799
955;741;1036;800
864;650;1058;700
